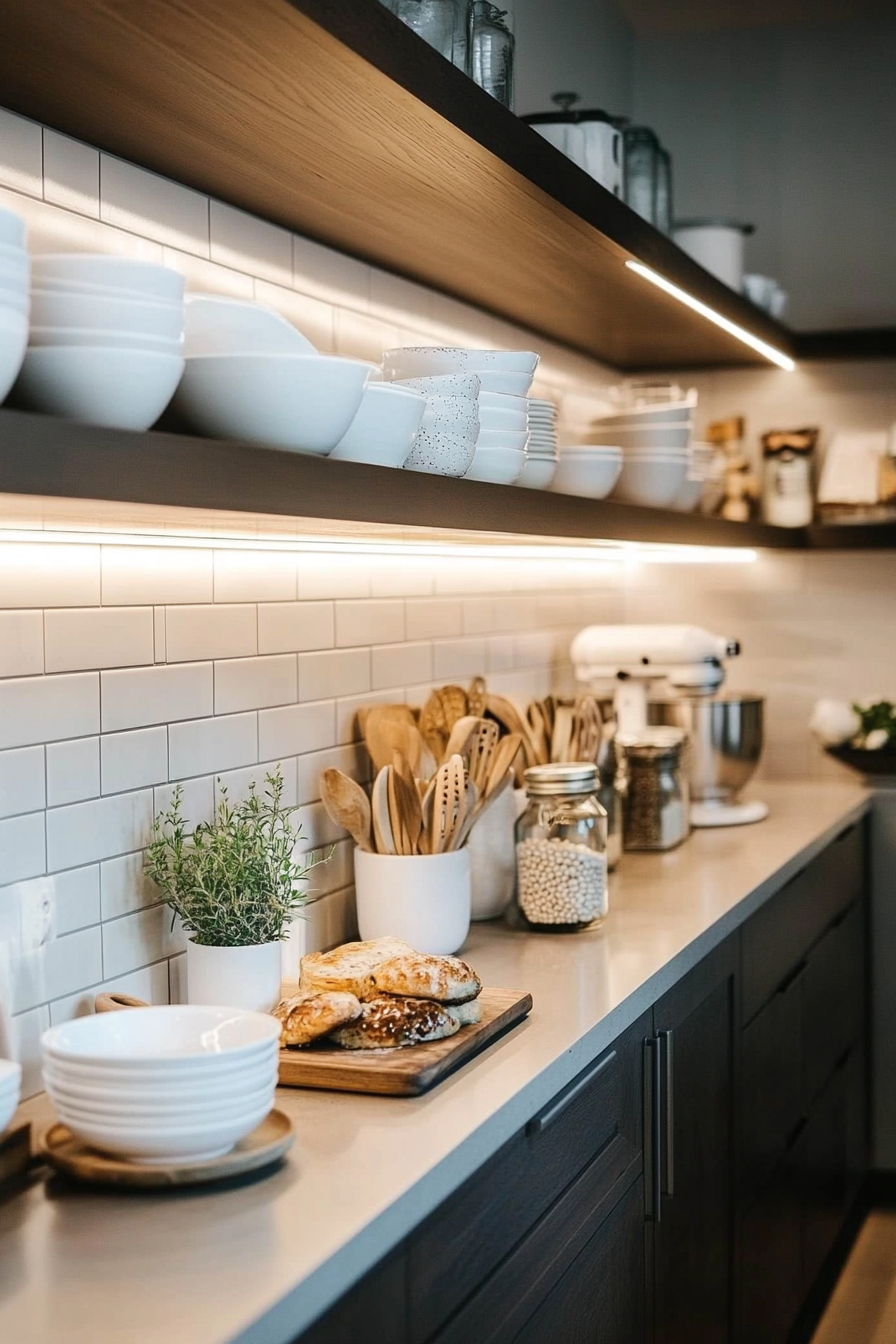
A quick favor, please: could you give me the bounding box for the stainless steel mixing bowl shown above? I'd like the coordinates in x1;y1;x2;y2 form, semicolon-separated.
648;693;764;802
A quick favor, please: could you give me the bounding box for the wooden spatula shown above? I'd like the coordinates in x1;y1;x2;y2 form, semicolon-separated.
371;766;397;855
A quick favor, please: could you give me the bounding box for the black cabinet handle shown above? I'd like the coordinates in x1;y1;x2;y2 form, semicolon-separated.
776;959;808;998
659;1030;674;1197
644;1037;662;1223
527;1049;616;1135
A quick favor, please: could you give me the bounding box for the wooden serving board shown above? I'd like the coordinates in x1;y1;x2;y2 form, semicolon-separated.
278;987;532;1097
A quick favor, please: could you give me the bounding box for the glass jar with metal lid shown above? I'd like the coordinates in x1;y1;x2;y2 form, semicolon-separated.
618;728;689;852
513;763;608;932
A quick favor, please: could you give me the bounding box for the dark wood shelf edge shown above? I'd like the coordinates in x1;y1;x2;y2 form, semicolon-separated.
794;328;896;361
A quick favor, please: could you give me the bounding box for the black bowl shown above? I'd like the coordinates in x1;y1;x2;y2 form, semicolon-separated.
825;744;896;776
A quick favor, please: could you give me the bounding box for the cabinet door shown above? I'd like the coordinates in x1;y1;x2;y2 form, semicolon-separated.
802;902;864;1109
296;1250;406;1344
652;936;737;1344
738;1151;802;1344
799;1056;852;1294
512;1178;646;1344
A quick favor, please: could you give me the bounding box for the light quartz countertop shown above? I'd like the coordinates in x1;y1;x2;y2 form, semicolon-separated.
0;781;869;1344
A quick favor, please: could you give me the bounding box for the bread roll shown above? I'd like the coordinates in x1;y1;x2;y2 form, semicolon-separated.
446;999;483;1028
328;995;460;1049
372;952;482;1004
273;990;361;1047
299;937;413;1001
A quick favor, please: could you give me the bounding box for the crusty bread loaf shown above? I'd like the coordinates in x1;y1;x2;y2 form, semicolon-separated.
328;995;460;1049
299;937;413;1001
371;952;482;1004
272;990;362;1048
445;998;483;1029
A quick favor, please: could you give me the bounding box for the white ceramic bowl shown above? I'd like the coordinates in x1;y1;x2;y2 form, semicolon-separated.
465;445;526;484
30;289;185;340
15;347;184;430
42;1055;277;1101
611;456;689;507
478;407;528;432
46;1079;275;1123
29;325;182;353
420;398;479;438
475;428;528;451
471;371;533;396
0;1060;22;1133
515;456;558;489
404;425;477;477
393;373;480;399
0;286;30;313
53;1099;273;1164
671;476;705;511
480;390;528;413
591;423;692;451
174;354;374;454
383;346;538;378
330;382;425;465
32;254;186;302
551;452;622;499
0;254;30;286
0;208;26;249
42;1004;282;1067
594;400;694;426
0;306;29;402
183;294;316;357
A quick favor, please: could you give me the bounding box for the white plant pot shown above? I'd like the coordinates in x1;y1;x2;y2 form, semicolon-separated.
186;940;282;1012
353;847;471;954
467;785;517;921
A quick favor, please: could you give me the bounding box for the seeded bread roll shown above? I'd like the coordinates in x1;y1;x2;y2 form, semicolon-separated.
328;995;460;1050
445;998;483;1029
273;991;362;1048
299;937;414;1001
372;952;482;1004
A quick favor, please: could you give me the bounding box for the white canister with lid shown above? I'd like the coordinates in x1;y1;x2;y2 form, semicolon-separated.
524;95;623;198
673;219;755;291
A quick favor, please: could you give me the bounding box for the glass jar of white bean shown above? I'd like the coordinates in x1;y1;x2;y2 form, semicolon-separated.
513;763;608;932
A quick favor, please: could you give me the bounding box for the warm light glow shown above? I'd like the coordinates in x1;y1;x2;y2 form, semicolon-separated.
625;261;796;372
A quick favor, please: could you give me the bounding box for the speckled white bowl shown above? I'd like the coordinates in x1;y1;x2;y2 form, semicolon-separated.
420;396;480;438
393;373;480;399
383;347;538;378
404;425;477;477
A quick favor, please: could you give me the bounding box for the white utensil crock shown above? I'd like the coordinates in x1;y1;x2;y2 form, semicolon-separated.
186;940;282;1012
468;786;516;921
353;848;471;954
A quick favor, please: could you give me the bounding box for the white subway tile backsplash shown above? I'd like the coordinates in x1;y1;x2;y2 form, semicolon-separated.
101;662;213;732
297;744;368;807
334;307;400;363
214;758;298;809
405;598;464;640
153;775;214;832
49;959;169;1026
214;654;297;714
299;647;369;702
42;926;104;1005
292;233;370;309
258;699;336;760
0;746;45;819
46;736;100;806
100;154;209;254
101;726;168;795
166;604;257;662
102;904;187;980
213;550;298;603
12;1003;49;1098
297;558;371;601
0;609;43;677
0;672;99;749
168;712;257;780
0;811;45;883
210;200;292;284
43;129;99;217
336;599;404;648
161;246;255;298
47;790;153;872
0;108;41;197
257;601;334;654
371;641;431;691
369;561;435;598
101;546;214;606
0;542;100;608
100;851;160;920
335;688;398;745
432;637;488;680
52;866;101;936
153;607;166;662
253;279;335;353
45;606;154;672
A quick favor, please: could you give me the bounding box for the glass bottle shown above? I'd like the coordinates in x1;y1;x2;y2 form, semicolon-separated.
655;145;673;234
618;729;689;851
382;0;467;69
623;125;660;225
469;1;515;110
513;763;608;932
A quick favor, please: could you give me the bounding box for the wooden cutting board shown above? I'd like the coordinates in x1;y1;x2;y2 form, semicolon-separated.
277;987;532;1097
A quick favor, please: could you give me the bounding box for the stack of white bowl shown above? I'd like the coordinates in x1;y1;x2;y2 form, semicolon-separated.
393;373;481;476
590;399;695;508
0;208;29;405
0;1058;22;1134
41;1005;281;1165
383;347;536;483
670;440;714;511
551;444;623;499
173;294;377;455
14;254;187;430
518;397;559;489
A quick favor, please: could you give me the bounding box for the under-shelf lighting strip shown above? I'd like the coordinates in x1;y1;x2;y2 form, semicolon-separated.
625;261;796;372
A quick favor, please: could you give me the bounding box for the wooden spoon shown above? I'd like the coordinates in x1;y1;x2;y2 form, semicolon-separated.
441;714;481;766
392;750;423;856
486;732;523;795
468;718;500;792
467;675;488;717
429;755;466;854
526;701;551;765
551;704;574;763
487;694;541;767
320;768;373;851
452;767;513;849
371;766;396;855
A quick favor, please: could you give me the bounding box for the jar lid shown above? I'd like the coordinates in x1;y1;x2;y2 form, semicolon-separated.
524;762;598;795
618;728;686;762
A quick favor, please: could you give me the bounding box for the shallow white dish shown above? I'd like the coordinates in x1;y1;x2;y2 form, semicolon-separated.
404;425;477;476
475;427;528;451
46;1080;275;1123
516;456;558;489
329;381;426;466
478;407;528;432
183;294;316;357
174;353;374;454
29;325;182;353
393;373;480;399
0;1060;22;1133
551;452;622;499
42;1056;277;1102
53;1099;273;1164
30;289;185;341
480;390;528;413
0;208;26;249
15;347;184;431
383;346;538;379
465;445;526;484
611;456;689;507
471;371;533;396
32;254;186;302
42;1004;282;1067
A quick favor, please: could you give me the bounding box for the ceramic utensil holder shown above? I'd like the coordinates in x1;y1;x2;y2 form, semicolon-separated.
467;784;516;921
353;847;471;954
186;940;282;1012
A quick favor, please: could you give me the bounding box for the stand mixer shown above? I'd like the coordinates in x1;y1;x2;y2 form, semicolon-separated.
570;624;767;827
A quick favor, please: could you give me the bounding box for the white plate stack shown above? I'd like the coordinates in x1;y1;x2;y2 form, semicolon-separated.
589;399;695;508
41;1006;282;1165
0;207;30;404
518;397;559;489
0;1058;22;1134
16;254;188;430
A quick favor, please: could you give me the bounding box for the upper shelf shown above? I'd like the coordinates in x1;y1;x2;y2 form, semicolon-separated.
0;0;794;372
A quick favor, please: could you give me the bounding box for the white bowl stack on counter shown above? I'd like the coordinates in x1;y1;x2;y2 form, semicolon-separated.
14;254;187;430
518;397;559;489
0;1058;22;1134
0;208;30;404
41;1005;282;1165
383;347;537;481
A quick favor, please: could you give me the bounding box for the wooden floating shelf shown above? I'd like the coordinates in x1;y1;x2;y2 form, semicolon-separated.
0;0;796;372
0;409;892;550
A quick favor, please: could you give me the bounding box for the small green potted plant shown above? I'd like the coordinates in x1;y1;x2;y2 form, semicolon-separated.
145;767;328;1011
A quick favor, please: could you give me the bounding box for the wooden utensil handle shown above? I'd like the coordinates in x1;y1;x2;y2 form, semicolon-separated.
95;992;149;1012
